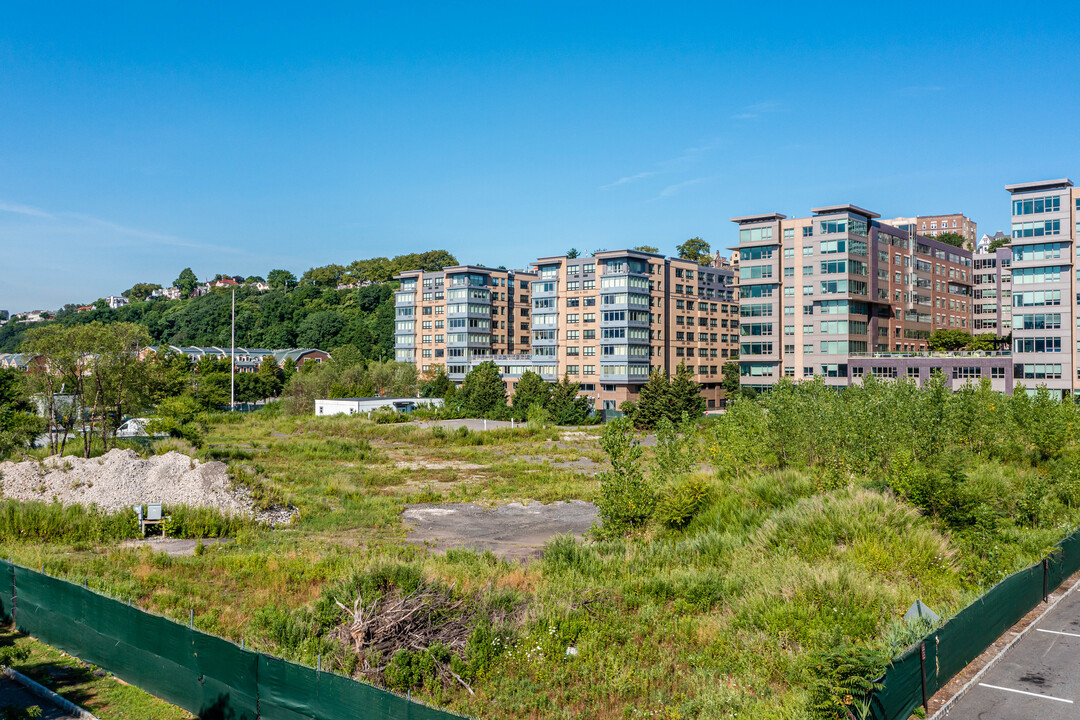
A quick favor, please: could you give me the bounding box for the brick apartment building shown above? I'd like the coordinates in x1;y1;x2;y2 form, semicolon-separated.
394;252;740;412
736;179;1080;398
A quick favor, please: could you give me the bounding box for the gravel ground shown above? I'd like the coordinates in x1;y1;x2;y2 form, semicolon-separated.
0;449;252;515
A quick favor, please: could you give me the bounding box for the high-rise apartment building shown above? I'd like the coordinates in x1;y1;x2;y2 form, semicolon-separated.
394;264;536;380
735;178;1079;398
1006;179;1080;396
972;247;1012;333
394;251;739;412
733;205;974;390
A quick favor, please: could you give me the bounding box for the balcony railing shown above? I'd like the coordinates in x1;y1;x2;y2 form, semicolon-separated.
849;351;1012;359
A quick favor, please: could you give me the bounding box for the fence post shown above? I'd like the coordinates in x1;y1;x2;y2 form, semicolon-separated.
190;609;194;629
919;641;928;715
1044;558;1050;602
10;561;16;627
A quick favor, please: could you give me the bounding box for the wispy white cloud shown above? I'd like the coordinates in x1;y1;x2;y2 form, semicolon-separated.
730;101;783;120
0;198;241;254
600;139;724;190
0;201;54;219
650;175;719;201
600;170;662;189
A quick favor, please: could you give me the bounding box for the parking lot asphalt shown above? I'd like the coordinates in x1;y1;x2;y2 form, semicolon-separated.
944;581;1080;718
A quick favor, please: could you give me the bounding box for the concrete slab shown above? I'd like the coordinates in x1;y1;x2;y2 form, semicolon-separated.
402;501;597;561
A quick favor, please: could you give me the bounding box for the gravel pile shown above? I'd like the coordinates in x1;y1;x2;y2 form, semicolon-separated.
0;449;253;515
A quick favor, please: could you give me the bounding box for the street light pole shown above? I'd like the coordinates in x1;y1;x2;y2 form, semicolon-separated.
230;288;236;411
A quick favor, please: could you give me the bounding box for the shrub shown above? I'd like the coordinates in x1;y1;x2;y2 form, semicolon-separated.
594;417;653;537
805;641;886;719
654;475;714;529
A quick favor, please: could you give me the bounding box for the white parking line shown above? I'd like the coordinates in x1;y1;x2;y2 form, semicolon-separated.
978;683;1074;704
1036;628;1080;639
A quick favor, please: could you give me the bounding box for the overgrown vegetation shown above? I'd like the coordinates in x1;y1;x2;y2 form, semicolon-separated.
1;376;1079;720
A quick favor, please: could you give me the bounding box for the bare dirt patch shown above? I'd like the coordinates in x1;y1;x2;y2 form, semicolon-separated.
401;501;598;560
393;458;486;471
120;537;233;556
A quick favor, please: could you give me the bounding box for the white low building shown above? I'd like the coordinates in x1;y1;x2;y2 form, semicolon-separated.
315;397;444;416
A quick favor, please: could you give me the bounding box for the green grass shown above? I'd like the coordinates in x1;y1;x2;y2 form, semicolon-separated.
2;400;1079;720
0;625;193;720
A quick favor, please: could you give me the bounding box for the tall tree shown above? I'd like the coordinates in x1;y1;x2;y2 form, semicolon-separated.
267;269;298;290
988;236;1011;252
511;371;551;420
632;370;672;429
721;360;741;395
668;361;706;421
566;248;580;259
123;282;162;301
0;368;43;459
458;361;507;416
547;375;591;425
174;268;199;297
676;237;711;265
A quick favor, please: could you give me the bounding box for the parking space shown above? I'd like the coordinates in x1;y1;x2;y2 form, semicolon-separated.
945;583;1080;718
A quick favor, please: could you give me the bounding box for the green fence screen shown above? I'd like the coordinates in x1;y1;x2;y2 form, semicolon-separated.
870;525;1080;720
5;562;464;720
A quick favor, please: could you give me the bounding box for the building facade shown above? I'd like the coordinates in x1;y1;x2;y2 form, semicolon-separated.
735;179;1080;398
733;205;974;390
1006;179;1080;396
393;252;740;411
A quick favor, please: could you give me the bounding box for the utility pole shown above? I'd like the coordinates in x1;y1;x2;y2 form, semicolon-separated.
230;288;236;411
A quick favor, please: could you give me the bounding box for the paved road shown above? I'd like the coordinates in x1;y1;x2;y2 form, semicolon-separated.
0;676;78;719
945;582;1080;718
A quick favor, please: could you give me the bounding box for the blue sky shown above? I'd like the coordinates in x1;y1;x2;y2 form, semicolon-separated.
2;2;1079;312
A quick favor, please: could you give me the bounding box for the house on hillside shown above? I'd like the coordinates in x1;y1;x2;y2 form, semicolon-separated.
0;353;45;372
104;296;129;309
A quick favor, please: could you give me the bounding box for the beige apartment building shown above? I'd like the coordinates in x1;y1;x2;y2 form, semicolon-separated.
394;264;536;379
395;251;739;413
734;204;976;388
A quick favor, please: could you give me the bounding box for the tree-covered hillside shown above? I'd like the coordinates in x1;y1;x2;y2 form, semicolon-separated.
0;251;458;356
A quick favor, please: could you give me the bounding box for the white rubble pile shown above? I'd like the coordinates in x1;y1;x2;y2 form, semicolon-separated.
0;449;252;515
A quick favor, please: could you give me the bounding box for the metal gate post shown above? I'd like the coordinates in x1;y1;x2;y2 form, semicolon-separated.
1044;558;1050;602
920;641;929;714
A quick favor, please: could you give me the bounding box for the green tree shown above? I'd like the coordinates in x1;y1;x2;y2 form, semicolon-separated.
300;264;346;288
675;237;711;265
935;232;967;248
566;248;580;259
632;245;659;253
458;361;506;416
244;275;266;284
721;360;740;395
267;269;298;290
257;356;284;397
123;282;162;301
594;416;652;537
988;236;1011;252
668;361;706;421
633;370;672;429
547;375;591;425
174;268;199;297
928;329;973;351
420;365;453;399
511;371;551;420
0;368;43;459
